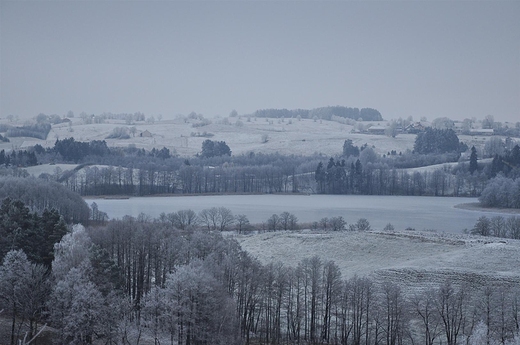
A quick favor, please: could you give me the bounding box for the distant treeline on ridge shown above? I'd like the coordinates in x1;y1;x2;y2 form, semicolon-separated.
251;106;383;121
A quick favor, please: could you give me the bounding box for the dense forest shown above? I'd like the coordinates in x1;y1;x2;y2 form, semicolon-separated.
2;208;520;345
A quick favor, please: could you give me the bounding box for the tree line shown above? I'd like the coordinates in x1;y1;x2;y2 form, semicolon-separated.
315;156;488;197
0;149;37;167
0;176;90;223
471;215;520;238
4;131;517;203
5;122;51;140
36;146;318;196
34;135;487;198
488;145;520;178
252;106;383;121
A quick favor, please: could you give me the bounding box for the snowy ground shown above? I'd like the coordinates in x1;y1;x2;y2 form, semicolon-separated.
23;163;79;177
44;118;403;157
403;158;493;174
233;230;520;293
0;116;508;157
1;116;506;158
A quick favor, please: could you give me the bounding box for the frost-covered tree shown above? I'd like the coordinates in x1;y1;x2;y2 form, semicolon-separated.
267;213;280;231
479;175;519;209
359;146;378;166
321;261;342;342
385;120;399;138
490;216;507;237
141;285;168;344
166;209;199;230
164;260;238;345
279;211;298;230
432;117;455;130
52;224;92;281
49;267;105;344
355;218;371;231
507;216;520;239
49;223;118;344
0;250;50;344
198;207;234;231
435;281;468;345
235;214;251;233
301;256;322;343
0;250;32;345
381;281;408;345
472;216;491;236
90;201;108;223
329;216;346;231
469;321;489;345
484;137;505;158
384;223;395;231
412;289;441;345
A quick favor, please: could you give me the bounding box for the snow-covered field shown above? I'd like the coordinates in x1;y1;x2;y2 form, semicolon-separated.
233;230;520;293
0;116;502;158
23;163;79;177
45;118;405;157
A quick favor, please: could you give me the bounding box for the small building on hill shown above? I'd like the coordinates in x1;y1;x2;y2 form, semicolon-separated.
469;128;494;136
140;130;153;137
367;125;386;135
405;122;428;134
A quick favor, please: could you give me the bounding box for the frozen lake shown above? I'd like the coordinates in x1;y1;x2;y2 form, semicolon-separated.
90;194;507;233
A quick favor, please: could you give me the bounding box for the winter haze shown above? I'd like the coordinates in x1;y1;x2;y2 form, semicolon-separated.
1;1;519;122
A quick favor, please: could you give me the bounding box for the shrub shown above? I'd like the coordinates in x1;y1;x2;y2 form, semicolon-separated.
355;218;371;231
383;223;395;231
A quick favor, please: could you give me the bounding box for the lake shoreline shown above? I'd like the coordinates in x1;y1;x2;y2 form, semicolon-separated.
83;192;301;200
90;194;492;233
454;202;520;215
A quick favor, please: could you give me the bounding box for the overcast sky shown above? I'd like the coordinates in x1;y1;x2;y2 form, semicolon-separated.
1;1;519;123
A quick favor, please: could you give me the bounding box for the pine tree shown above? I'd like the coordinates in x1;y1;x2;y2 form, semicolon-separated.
469;146;478;174
315;162;326;193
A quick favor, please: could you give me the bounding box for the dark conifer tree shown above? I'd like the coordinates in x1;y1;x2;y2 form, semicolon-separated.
315;162;326;193
469;146;478;174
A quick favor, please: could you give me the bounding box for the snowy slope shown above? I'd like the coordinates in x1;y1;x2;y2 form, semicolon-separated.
233;230;520;292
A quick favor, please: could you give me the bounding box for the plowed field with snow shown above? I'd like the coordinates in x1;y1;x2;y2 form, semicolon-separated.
234;230;520;293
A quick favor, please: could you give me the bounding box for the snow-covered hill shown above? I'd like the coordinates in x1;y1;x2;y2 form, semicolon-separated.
1;116;508;160
234;230;520;293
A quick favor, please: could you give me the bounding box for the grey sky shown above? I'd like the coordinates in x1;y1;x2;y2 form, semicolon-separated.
1;1;519;122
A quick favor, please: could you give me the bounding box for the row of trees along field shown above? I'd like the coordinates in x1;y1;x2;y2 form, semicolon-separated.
2;215;520;345
470;215;520;239
1;128;519;206
477;145;520;209
251;106;383;121
26;134;496;197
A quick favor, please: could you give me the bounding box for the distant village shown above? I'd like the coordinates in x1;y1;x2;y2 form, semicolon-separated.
357;120;498;136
